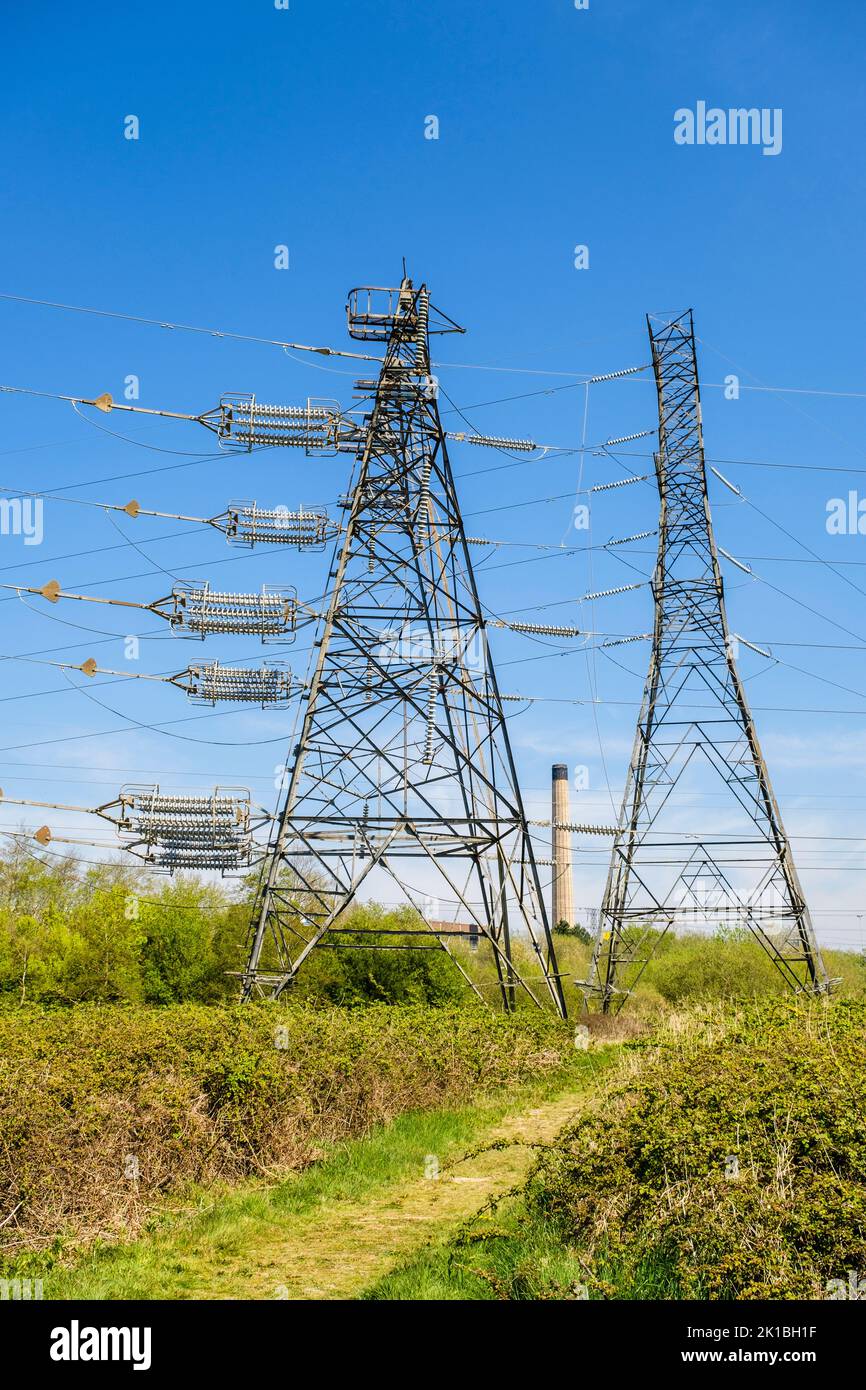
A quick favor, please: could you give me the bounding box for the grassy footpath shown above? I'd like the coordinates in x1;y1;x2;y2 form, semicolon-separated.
43;1050;614;1300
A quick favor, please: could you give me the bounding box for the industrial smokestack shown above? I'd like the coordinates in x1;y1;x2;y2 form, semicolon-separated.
551;763;575;929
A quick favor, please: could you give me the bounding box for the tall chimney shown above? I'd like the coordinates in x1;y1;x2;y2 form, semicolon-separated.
551;763;574;929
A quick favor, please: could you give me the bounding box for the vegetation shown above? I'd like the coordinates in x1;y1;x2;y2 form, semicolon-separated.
552;921;593;945
40;1058;609;1300
0;843;246;1005
3;841;866;1301
289;904;471;1008
640;925;866;1004
0;846;473;1008
2;844;863;1014
0;1000;576;1267
365;998;866;1300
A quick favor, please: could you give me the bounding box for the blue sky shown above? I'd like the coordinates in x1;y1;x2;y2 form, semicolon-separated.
1;0;866;946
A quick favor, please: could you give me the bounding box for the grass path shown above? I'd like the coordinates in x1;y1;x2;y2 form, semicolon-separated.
49;1052;612;1300
232;1086;586;1300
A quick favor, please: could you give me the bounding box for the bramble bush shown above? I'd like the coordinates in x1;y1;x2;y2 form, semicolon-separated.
521;998;866;1298
0;1001;573;1263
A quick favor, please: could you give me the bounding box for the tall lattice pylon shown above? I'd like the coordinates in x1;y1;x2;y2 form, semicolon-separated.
584;310;829;1013
242;279;566;1017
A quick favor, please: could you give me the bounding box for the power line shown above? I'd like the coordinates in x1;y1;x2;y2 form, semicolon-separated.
9;287;866;401
0;290;383;361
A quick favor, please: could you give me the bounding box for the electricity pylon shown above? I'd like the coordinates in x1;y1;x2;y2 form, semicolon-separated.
584;310;829;1012
242;279;566;1017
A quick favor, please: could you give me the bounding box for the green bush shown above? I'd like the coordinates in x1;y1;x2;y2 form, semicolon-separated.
521;999;866;1298
294;904;470;1007
0;1001;573;1263
642;929;786;1003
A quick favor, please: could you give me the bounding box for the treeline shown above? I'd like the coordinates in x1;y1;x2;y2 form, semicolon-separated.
0;843;469;1007
3;841;864;1010
0;842;249;1004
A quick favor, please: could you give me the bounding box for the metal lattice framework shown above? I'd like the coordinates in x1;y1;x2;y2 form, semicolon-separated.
583;311;830;1012
242;278;566;1015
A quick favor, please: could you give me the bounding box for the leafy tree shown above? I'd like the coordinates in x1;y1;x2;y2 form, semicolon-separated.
297;902;470;1007
552;921;593;945
0;844;247;1004
139;877;242;1003
0;846;466;1008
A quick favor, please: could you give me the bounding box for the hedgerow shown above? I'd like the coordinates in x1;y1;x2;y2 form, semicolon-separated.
521;999;866;1298
0;1001;571;1263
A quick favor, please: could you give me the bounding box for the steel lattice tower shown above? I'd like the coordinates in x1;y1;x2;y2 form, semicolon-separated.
242;279;566;1017
584;311;830;1012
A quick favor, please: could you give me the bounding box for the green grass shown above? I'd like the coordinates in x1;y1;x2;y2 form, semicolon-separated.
360;1205;682;1300
361;1207;590;1300
39;1051;610;1300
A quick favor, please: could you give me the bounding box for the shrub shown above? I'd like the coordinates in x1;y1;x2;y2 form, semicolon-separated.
522;999;866;1298
642;929;785;1003
0;1001;573;1263
294;904;470;1006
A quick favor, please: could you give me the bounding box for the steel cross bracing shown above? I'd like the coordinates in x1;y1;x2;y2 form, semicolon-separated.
242;279;566;1016
584;310;830;1013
